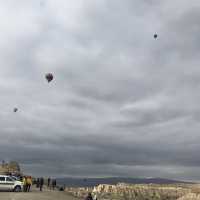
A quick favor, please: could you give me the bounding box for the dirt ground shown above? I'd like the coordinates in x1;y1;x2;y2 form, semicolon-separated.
0;190;79;200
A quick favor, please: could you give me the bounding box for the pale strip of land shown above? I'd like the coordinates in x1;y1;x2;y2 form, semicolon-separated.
0;190;79;200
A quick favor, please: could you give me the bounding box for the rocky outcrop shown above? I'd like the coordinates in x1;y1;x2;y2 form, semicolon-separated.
177;193;200;200
0;161;21;175
65;183;191;200
93;184;191;200
65;187;93;198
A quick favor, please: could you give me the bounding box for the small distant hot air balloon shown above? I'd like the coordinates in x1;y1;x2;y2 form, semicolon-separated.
154;34;158;39
45;73;54;83
13;108;18;113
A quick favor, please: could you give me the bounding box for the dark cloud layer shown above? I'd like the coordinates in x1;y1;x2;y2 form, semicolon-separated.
0;0;200;180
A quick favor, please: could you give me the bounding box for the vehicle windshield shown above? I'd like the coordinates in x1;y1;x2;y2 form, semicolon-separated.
7;177;14;181
12;176;20;181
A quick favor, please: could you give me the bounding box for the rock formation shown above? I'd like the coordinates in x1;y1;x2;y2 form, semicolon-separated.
65;183;192;200
0;161;21;175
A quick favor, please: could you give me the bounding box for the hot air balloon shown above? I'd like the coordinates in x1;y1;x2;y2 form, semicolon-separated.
13;108;18;112
45;73;54;83
154;34;158;39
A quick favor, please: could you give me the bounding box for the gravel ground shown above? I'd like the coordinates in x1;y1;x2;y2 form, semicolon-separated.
0;190;79;200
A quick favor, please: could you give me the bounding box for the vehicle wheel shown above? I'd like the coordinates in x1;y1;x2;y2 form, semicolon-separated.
14;186;22;192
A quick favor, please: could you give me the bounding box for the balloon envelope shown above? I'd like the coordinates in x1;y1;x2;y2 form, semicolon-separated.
45;73;53;82
154;34;158;38
13;108;18;112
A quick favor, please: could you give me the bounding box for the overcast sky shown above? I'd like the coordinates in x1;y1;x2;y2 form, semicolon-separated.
0;0;200;180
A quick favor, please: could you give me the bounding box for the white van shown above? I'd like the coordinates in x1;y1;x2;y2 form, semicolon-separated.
0;175;23;192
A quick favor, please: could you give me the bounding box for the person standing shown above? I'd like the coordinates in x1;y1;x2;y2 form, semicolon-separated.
36;178;40;188
22;176;27;192
26;176;32;192
47;177;51;187
52;179;57;190
39;177;44;191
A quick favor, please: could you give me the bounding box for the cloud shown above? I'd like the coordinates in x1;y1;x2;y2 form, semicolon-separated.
0;0;199;180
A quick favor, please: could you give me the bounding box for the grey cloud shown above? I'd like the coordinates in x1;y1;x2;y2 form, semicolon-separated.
0;0;200;181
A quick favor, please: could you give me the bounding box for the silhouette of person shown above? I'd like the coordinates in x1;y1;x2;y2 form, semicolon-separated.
39;177;44;191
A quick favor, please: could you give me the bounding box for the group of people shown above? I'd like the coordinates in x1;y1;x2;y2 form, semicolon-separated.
21;176;57;192
35;177;57;191
22;176;32;192
47;177;57;190
21;176;99;199
36;177;44;191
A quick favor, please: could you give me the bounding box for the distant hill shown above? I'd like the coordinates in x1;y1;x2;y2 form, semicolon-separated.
57;177;190;188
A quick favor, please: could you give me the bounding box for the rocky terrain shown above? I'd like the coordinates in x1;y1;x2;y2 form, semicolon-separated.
0;161;21;175
65;183;194;200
